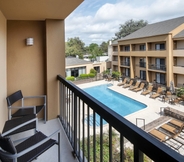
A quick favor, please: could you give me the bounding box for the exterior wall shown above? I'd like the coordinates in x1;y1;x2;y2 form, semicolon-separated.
7;21;46;118
177;40;184;49
46;19;65;120
0;11;7;130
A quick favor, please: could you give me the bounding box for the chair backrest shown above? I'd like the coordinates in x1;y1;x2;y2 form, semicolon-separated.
157;87;163;93
6;90;23;107
148;85;153;91
129;80;133;85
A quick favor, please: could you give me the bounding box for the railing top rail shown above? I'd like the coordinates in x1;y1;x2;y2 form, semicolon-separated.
57;75;184;161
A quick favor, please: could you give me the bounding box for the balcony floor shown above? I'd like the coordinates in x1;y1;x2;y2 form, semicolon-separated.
10;118;78;162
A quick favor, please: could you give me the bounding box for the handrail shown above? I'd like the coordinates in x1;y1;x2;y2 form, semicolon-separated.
57;75;184;161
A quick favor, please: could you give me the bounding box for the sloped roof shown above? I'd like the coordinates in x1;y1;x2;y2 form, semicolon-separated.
173;30;184;38
119;16;184;41
66;57;92;66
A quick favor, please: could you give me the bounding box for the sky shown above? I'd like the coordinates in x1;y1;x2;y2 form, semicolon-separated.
65;0;184;46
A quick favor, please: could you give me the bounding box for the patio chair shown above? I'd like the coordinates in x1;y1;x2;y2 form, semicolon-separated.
123;80;133;88
0;130;61;162
150;87;163;99
117;78;127;86
1;114;38;137
133;83;145;92
141;85;153;95
129;81;141;90
149;129;169;142
160;123;180;137
6;90;46;123
169;119;184;132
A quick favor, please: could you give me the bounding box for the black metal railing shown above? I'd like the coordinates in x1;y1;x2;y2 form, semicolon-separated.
148;64;166;71
139;62;146;68
121;61;130;66
57;75;184;162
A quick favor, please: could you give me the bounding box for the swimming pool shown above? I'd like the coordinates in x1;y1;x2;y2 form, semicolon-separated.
83;83;147;125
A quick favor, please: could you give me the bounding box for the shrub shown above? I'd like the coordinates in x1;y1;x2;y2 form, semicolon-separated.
90;68;97;75
176;87;184;97
88;73;95;78
66;76;75;81
112;71;121;79
79;74;89;79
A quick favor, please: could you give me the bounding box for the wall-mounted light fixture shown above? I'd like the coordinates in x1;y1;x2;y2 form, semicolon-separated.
26;38;34;46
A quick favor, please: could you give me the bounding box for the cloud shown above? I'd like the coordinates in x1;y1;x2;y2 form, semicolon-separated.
65;0;184;45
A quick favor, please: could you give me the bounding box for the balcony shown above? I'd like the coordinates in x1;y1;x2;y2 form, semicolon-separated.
120;61;130;67
173;65;184;75
57;75;184;162
112;60;118;66
173;49;184;57
148;64;166;71
136;62;146;68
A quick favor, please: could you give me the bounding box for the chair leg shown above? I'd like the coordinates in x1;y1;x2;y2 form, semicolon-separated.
44;105;47;124
58;132;61;162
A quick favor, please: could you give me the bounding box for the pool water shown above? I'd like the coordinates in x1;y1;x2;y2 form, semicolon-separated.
83;83;147;126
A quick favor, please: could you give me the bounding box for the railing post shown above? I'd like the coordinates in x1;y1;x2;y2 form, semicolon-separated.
134;145;143;162
73;94;77;156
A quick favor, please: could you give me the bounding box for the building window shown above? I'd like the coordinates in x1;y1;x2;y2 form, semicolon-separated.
155;43;165;50
125;46;130;51
140;44;146;51
139;58;146;68
156;73;165;85
140;70;146;80
125;68;130;77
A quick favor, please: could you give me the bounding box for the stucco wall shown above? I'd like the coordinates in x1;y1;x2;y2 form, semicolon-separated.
0;11;7;130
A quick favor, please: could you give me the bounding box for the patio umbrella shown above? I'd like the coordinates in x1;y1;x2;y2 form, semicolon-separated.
170;81;175;94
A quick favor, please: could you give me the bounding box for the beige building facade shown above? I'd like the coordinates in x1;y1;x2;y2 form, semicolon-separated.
111;16;184;87
0;0;83;130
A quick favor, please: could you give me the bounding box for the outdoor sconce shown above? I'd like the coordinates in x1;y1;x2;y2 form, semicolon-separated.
26;38;34;46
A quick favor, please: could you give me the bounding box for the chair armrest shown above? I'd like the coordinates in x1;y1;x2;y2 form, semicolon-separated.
22;95;46;106
8;106;35;109
17;129;60;157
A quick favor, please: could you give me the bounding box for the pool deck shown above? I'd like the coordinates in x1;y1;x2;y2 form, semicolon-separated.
77;80;184;129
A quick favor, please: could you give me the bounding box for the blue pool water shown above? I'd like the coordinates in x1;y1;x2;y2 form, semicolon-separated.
83;83;147;126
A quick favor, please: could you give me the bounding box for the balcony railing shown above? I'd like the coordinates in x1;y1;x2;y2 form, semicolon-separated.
136;62;146;68
148;64;166;71
57;75;183;162
121;61;130;66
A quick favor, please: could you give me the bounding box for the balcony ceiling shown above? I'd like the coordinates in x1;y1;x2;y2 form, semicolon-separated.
0;0;83;20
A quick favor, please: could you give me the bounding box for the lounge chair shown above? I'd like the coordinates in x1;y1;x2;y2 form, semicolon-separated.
134;83;145;92
149;129;169;142
141;85;153;95
123;80;133;88
160;123;179;137
169;119;184;132
117;78;127;86
129;81;141;90
150;87;163;99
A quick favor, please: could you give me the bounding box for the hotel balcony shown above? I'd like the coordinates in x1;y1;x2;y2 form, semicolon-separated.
148;64;166;72
112;60;118;66
173;65;184;75
120;61;130;67
56;75;184;162
173;49;184;57
136;62;146;68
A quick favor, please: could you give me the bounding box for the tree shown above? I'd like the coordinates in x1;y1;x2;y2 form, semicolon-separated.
65;37;86;58
114;19;148;39
87;43;103;61
100;41;109;54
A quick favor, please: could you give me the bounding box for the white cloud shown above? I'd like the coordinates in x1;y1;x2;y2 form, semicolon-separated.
65;0;184;45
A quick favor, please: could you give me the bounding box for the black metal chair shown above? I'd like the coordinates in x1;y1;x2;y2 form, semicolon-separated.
6;90;46;123
0;130;61;162
1;114;38;137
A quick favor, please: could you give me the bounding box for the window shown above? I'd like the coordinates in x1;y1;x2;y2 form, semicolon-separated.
140;44;146;51
140;70;146;80
125;46;130;51
125;68;130;77
155;43;165;50
156;73;165;84
156;58;165;70
139;58;146;68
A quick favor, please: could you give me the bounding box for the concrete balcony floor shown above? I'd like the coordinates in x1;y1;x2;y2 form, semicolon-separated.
10;118;78;162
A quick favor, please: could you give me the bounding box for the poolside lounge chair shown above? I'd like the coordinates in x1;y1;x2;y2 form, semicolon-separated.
134;83;145;92
150;87;163;99
129;81;141;90
160;123;179;137
169;119;184;132
117;78;127;86
149;129;169;142
141;85;153;95
123;80;133;88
